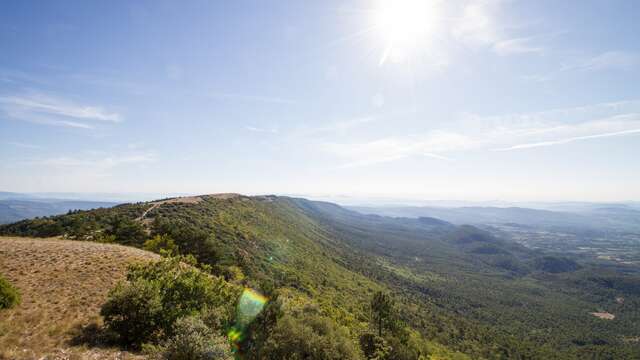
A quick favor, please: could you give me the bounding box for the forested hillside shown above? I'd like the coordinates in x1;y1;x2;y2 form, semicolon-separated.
2;194;639;359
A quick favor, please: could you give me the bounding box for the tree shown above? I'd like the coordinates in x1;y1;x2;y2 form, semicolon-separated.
371;291;394;337
106;216;147;247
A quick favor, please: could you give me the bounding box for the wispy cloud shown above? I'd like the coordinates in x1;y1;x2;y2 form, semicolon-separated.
308;116;376;135
571;51;640;72
244;125;278;134
5;141;43;150
321;101;640;167
452;0;500;46
492;37;544;56
0;92;123;128
36;153;156;169
493;122;640;151
208;92;296;105
450;1;545;57
322;131;463;168
12;150;158;187
526;51;640;82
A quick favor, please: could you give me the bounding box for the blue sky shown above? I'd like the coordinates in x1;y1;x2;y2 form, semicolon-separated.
1;0;639;201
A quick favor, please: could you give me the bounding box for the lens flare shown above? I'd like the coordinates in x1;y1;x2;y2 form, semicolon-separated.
228;288;268;357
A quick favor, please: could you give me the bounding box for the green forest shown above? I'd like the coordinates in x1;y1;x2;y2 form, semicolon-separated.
2;194;639;359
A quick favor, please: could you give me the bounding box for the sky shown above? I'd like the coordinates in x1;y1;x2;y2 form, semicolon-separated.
1;0;639;202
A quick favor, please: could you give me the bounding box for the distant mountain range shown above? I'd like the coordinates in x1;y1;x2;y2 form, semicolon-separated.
348;204;640;232
0;192;118;224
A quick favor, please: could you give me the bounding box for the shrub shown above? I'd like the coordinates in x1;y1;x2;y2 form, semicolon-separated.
261;313;359;359
0;274;20;309
162;316;232;360
100;280;163;346
106;216;147;247
360;333;390;360
100;255;240;348
144;234;179;255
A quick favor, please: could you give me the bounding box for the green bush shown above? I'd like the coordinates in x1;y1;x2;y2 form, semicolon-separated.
261;313;359;359
0;274;20;309
100;255;240;348
360;333;390;360
162;316;232;360
100;280;163;346
106;216;147;247
143;234;179;255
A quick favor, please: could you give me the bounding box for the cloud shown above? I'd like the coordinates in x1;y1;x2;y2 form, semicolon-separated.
0;93;122;129
5;141;43;149
452;0;500;46
494;128;640;151
322;131;465;168
450;1;545;57
308;116;376;135
34;152;156;170
492;37;544;56
320;101;640;167
573;51;640;72
0;94;121;122
492;118;640;151
12;151;157;186
526;51;640;81
208;92;296;105
244;125;278;134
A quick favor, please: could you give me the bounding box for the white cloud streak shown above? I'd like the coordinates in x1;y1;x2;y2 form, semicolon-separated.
244;125;278;134
321;101;640;167
493;127;640;151
32;152;156;171
449;0;545;57
0;93;123;129
571;51;640;72
0;94;121;122
209;92;296;105
526;51;640;81
492;37;544;56
5;141;43;149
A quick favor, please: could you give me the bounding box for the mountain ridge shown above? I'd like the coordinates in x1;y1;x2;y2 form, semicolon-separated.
1;194;639;359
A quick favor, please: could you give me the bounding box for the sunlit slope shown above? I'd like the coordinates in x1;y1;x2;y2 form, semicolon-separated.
0;236;157;359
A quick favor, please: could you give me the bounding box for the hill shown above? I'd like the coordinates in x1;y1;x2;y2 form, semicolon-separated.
1;194;639;359
0;236;157;359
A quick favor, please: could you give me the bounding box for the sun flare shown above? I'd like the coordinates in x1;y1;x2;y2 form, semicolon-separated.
373;0;439;64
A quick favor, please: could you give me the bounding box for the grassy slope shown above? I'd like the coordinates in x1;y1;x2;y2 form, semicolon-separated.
0;236;157;360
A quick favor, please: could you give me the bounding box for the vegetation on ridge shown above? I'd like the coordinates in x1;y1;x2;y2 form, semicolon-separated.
1;194;639;359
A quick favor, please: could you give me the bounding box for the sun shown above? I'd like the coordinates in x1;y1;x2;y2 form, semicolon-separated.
372;0;439;64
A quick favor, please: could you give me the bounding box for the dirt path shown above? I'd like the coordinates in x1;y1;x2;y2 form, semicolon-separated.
135;196;204;222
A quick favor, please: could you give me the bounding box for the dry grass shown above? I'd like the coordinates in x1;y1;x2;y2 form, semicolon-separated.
0;236;158;359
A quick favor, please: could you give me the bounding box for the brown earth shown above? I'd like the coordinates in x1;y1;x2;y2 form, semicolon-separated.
0;236;158;359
